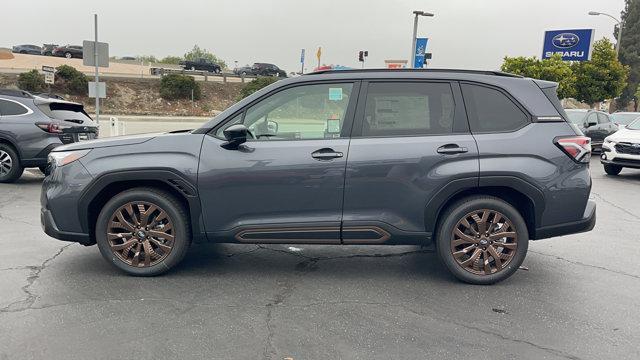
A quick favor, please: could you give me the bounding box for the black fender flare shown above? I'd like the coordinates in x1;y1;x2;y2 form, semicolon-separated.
77;168;205;241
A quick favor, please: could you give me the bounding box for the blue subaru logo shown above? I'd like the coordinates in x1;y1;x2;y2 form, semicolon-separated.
552;33;580;48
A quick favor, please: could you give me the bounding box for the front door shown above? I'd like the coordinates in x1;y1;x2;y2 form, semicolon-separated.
198;81;359;243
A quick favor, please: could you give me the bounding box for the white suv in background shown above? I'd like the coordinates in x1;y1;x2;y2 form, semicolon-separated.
601;117;640;175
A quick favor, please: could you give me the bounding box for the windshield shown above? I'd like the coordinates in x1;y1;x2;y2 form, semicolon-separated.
627;117;640;130
565;111;586;124
611;113;640;125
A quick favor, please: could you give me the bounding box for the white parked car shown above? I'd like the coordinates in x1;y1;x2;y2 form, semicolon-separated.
601;117;640;175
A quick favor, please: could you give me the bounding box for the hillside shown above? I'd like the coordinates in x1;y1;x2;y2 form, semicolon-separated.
0;73;243;116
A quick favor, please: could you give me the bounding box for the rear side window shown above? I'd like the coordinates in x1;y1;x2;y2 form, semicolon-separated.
461;84;529;133
0;99;29;116
37;102;93;123
362;82;455;136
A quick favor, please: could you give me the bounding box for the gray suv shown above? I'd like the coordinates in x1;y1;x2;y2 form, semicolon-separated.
41;69;596;284
0;90;98;182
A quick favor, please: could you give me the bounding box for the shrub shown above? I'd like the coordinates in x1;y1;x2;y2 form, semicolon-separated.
239;77;279;99
55;65;88;95
17;70;46;92
159;74;201;100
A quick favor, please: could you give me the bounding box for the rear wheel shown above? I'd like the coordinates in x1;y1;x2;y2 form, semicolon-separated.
65;52;72;59
0;144;24;183
603;164;622;176
95;188;191;276
436;196;528;285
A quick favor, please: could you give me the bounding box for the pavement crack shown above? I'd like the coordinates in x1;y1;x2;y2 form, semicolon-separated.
0;244;73;314
262;280;295;360
591;191;640;220
529;250;640;280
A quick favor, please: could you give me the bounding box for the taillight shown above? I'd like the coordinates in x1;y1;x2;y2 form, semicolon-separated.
555;136;591;163
35;122;63;133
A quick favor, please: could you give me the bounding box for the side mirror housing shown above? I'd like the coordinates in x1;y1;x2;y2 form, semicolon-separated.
221;124;248;150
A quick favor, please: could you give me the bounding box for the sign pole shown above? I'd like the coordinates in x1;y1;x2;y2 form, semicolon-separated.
94;14;100;122
410;14;418;68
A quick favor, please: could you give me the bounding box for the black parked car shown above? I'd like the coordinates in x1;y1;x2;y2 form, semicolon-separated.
52;45;83;59
41;44;58;56
0;89;98;182
41;69;595;284
12;44;42;55
564;109;617;152
179;58;222;73
233;65;255;76
252;63;287;77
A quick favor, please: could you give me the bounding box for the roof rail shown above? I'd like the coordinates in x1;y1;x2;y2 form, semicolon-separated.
0;88;34;98
306;68;523;78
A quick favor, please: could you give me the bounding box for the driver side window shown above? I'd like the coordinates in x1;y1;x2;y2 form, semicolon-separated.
232;83;353;141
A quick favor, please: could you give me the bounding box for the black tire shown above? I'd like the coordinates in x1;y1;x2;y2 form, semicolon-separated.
603;164;622;176
95;188;191;276
65;52;72;59
436;196;529;285
0;144;24;183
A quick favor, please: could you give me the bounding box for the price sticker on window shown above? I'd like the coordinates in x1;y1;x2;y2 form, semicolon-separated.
327;119;341;133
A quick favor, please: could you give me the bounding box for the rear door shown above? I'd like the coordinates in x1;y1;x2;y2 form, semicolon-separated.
342;80;478;244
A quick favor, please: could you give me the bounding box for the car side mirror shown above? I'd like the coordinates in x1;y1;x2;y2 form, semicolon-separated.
221;124;249;150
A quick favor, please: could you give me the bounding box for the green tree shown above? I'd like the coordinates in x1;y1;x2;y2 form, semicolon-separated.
184;45;226;69
501;54;576;99
635;84;640;110
17;70;46;92
159;56;183;65
572;38;629;106
55;65;88;95
616;0;640;107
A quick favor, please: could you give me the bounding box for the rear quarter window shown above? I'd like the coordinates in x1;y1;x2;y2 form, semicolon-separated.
37;102;93;123
0;99;30;116
461;83;530;133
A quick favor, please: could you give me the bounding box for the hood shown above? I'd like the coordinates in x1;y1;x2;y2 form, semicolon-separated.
53;133;158;151
607;127;640;143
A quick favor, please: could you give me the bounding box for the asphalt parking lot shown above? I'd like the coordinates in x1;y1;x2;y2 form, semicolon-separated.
0;159;639;360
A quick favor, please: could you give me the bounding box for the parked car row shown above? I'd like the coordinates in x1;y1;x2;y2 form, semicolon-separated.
233;63;287;77
564;109;640;152
11;43;83;58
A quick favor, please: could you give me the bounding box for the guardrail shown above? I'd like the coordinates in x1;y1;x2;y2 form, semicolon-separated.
149;67;258;83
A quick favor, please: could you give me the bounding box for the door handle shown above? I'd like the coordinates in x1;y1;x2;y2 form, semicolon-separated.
312;148;343;160
437;144;468;155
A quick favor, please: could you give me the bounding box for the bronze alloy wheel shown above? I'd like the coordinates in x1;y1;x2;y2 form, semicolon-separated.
107;201;175;267
450;209;518;276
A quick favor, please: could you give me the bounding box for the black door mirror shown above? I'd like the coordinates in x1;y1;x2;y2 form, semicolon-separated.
221;124;249;150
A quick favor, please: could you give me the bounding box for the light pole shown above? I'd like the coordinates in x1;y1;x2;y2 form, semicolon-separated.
589;11;622;58
410;10;434;68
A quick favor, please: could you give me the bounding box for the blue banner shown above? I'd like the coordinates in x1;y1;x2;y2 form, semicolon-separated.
414;38;428;68
542;29;594;61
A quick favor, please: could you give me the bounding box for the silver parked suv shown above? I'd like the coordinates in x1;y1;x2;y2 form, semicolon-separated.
0;89;98;182
41;69;596;284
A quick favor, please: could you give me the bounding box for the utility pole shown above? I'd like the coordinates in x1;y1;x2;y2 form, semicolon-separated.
589;11;623;59
410;11;434;68
94;14;100;122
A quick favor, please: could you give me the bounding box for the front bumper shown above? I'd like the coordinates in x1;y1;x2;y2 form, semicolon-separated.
600;143;640;169
534;200;596;240
41;208;91;244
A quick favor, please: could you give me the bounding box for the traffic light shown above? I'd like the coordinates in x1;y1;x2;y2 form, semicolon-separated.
358;51;364;62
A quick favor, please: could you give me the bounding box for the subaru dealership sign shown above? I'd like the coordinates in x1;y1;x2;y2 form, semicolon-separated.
542;29;594;61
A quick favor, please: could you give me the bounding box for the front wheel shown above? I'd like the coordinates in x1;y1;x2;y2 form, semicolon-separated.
436;196;529;285
603;164;622;176
65;52;72;59
95;188;191;276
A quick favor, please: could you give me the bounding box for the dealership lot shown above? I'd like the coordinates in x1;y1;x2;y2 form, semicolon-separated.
0;160;639;360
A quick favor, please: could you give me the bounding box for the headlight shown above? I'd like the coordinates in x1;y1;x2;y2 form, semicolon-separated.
48;149;91;167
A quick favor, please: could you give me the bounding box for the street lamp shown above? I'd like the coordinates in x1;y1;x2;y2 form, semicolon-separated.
410;10;434;68
588;11;623;58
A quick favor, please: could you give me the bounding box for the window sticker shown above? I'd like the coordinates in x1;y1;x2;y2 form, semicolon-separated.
329;88;343;101
326;118;341;133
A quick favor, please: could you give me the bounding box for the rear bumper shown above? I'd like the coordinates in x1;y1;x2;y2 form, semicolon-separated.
41;208;91;244
533;200;596;240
